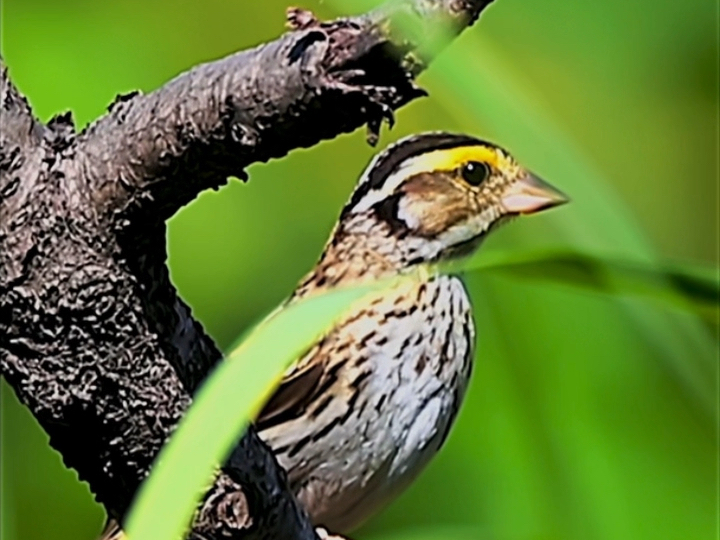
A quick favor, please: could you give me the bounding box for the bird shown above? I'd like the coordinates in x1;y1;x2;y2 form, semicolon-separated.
100;132;567;539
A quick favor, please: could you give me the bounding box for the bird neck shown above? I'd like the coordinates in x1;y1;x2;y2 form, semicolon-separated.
292;214;439;299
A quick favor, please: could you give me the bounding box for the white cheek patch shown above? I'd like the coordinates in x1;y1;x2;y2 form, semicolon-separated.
395;197;421;230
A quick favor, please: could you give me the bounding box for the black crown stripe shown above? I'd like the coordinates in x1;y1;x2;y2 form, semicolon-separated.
341;133;491;218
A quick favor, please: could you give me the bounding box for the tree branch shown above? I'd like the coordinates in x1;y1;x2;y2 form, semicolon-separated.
0;1;495;539
79;0;491;226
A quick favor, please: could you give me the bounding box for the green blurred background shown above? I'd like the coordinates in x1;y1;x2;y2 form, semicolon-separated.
1;1;718;539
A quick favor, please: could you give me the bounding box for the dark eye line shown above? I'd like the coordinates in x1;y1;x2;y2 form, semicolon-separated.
460;161;490;187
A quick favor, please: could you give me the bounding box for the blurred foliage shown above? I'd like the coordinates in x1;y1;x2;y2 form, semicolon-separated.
1;1;718;540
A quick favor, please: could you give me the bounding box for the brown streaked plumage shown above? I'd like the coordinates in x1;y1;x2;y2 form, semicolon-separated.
99;132;567;540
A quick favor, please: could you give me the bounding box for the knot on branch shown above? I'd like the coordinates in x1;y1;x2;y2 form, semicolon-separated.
195;474;253;538
46;111;77;152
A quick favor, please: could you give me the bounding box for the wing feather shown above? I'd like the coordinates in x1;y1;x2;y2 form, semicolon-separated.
255;357;326;431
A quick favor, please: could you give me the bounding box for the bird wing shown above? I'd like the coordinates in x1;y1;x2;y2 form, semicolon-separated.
254;351;327;432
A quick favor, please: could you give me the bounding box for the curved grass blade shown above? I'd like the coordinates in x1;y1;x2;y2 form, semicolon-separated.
445;250;719;322
124;281;381;540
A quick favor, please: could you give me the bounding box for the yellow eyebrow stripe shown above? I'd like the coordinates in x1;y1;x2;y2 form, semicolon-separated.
398;145;500;177
347;144;503;213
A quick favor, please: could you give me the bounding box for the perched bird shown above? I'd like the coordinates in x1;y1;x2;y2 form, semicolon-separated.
257;132;567;531
101;132;567;539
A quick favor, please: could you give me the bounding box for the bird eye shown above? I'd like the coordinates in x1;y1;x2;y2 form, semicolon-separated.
461;161;490;186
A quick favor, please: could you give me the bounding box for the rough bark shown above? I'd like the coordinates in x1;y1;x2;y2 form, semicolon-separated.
0;1;495;538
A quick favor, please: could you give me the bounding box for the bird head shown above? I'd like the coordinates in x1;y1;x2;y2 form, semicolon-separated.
339;132;568;264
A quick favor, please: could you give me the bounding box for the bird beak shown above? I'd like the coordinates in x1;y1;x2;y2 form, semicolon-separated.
500;173;569;214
